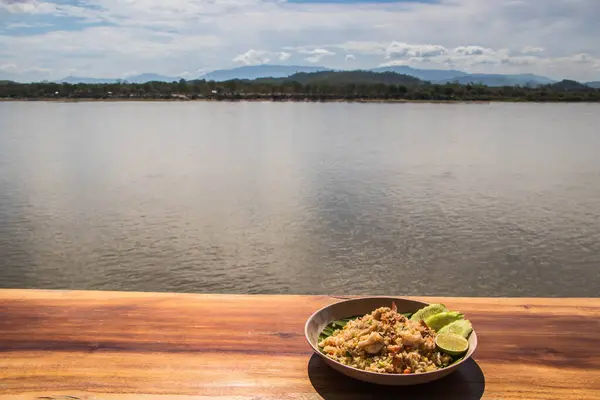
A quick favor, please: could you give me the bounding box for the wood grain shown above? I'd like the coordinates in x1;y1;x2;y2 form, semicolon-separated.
0;290;598;399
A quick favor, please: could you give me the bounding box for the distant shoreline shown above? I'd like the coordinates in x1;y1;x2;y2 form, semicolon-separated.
2;97;598;104
0;97;489;104
3;70;598;103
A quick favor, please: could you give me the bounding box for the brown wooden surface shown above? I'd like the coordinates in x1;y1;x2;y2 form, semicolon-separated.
0;290;599;400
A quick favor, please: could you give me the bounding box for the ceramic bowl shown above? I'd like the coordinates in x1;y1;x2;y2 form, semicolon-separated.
305;296;478;385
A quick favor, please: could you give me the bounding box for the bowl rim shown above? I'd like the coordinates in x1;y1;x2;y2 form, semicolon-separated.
304;296;477;378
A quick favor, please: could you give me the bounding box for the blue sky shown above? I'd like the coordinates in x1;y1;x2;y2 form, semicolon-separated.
1;0;599;82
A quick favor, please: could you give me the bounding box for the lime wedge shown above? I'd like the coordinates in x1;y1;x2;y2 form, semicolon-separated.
424;311;463;332
435;333;469;356
410;304;447;322
438;319;473;338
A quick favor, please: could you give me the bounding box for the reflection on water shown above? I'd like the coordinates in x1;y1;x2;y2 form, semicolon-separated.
0;102;599;296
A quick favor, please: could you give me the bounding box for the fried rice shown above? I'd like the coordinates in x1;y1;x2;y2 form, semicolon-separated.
318;304;453;374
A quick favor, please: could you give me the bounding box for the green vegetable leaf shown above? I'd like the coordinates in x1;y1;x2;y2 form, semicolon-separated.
450;356;465;365
319;316;361;339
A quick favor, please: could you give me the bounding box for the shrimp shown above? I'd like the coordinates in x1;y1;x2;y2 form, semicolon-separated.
357;332;385;355
423;336;436;351
398;330;424;346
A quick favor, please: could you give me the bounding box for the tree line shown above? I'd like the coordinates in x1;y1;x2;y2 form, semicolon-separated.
1;73;599;102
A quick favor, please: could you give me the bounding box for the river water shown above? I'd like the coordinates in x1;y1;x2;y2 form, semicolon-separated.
0;101;599;296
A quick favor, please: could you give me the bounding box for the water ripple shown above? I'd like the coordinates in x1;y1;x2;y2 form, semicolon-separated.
0;102;599;297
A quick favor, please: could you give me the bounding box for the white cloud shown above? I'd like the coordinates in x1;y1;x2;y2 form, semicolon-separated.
233;48;292;64
298;48;335;55
0;26;222;80
336;41;387;55
0;63;19;73
277;51;291;61
0;0;103;23
298;48;335;63
0;62;52;82
4;22;53;29
1;27;221;59
233;49;271;65
501;56;541;66
305;55;326;63
378;59;410;67
24;66;50;73
386;42;448;59
445;46;515;68
0;0;56;14
454;46;495;56
522;46;545;54
571;53;594;64
0;0;599;81
345;54;356;61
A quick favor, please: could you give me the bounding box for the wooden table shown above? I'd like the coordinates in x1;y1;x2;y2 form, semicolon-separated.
0;290;598;399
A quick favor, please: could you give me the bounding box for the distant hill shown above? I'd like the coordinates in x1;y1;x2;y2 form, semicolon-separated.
58;74;181;84
370;66;468;82
550;80;595;91
58;76;119;84
21;65;566;87
436;73;555;87
4;73;600;102
56;67;329;84
585;81;600;89
259;70;424;87
0;72;30;83
199;65;330;81
124;73;180;83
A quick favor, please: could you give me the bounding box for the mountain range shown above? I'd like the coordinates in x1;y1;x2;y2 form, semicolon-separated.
59;73;181;84
56;66;329;85
3;64;598;88
370;66;468;82
200;65;329;81
257;70;424;87
551;79;597;91
59;76;124;84
368;67;555;87
434;73;556;87
586;81;600;89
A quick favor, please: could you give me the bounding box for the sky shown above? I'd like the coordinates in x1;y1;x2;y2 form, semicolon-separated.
1;0;599;82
